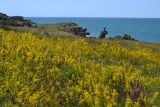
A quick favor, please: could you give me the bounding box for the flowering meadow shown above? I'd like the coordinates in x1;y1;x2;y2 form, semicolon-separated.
0;29;160;106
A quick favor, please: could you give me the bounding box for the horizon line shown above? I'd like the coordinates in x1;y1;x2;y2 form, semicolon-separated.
1;13;160;19
25;16;160;19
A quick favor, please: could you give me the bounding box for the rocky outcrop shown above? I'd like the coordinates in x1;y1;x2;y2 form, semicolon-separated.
57;22;90;37
0;13;37;27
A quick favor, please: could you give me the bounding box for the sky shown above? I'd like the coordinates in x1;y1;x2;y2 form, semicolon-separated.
0;0;160;18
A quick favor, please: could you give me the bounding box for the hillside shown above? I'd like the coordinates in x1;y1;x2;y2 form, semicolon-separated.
0;29;160;106
0;13;37;27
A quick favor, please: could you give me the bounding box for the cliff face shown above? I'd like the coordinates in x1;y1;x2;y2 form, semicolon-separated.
0;13;37;27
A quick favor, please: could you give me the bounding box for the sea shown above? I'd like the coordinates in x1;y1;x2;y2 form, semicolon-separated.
26;17;160;43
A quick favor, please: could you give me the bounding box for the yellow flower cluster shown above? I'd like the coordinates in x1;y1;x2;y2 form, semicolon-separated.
0;29;160;106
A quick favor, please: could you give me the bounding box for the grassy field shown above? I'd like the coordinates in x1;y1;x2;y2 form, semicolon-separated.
0;28;160;106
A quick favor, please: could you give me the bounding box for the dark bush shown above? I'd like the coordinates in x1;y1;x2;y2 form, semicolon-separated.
123;34;132;40
99;27;108;39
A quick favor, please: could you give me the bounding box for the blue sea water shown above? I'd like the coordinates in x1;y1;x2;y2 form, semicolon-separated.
26;17;160;43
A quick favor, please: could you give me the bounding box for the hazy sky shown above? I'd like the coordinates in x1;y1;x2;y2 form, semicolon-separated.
0;0;160;18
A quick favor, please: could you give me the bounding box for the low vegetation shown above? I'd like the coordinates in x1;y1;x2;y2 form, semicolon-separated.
0;29;160;106
110;34;138;41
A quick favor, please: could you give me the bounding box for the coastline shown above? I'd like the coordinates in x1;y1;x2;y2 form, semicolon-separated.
26;17;160;43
